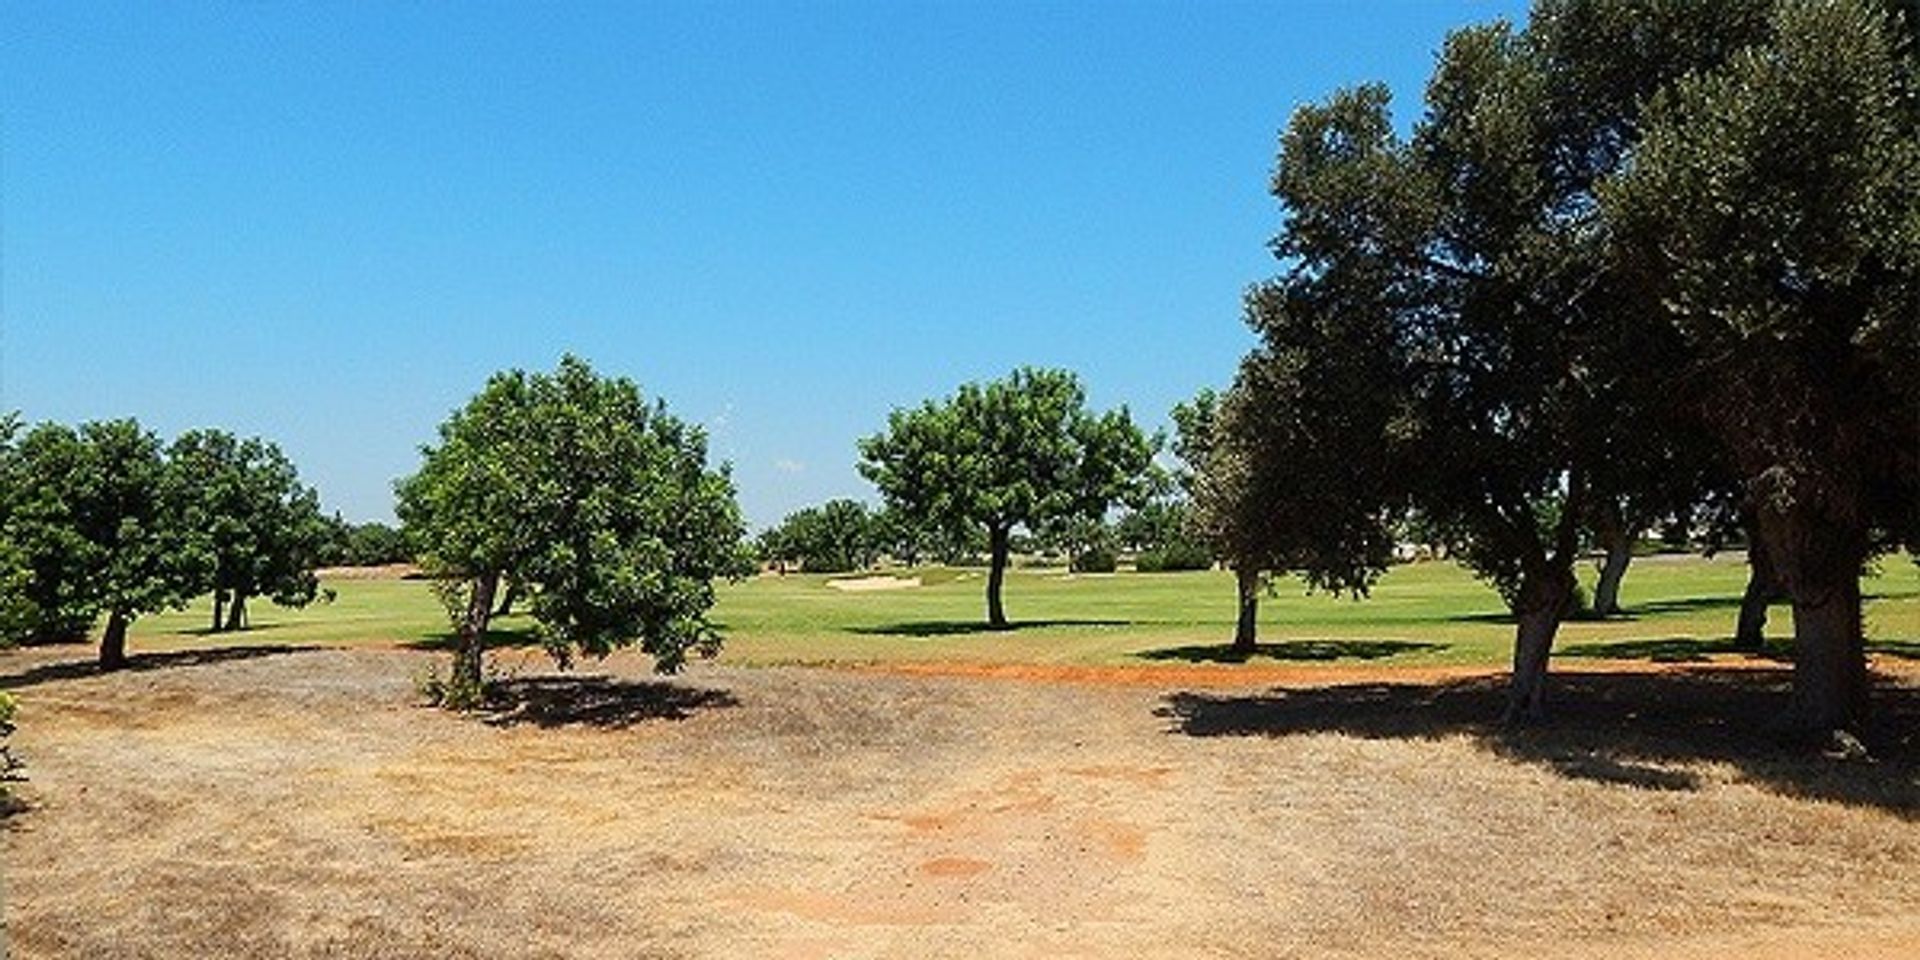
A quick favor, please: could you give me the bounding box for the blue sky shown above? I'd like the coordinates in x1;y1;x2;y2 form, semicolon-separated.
3;1;1526;527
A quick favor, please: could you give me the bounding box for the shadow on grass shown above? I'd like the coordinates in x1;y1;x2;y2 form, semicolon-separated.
179;622;288;638
405;627;546;653
1561;636;1920;664
1158;668;1920;814
1559;636;1793;664
1452;592;1898;625
847;619;1132;638
1137;639;1448;664
480;675;738;729
0;645;321;691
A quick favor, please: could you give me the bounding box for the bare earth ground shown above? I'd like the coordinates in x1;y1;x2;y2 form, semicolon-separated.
4;646;1919;959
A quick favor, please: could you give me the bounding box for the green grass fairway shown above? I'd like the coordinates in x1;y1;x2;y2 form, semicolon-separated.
113;553;1920;671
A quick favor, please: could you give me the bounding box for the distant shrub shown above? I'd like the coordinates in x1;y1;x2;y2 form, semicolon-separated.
1071;546;1118;573
1135;541;1214;573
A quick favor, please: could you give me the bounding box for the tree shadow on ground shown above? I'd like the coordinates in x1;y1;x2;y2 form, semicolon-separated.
1559;636;1794;664
1157;669;1920;815
480;675;738;729
1560;636;1920;664
179;623;288;638
0;645;321;691
1452;593;1898;625
405;627;546;653
847;619;1132;638
1136;639;1448;664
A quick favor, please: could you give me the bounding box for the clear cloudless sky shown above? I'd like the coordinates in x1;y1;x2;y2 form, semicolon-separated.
3;0;1527;527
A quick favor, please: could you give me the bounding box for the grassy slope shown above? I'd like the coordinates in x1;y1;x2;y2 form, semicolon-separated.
119;554;1920;670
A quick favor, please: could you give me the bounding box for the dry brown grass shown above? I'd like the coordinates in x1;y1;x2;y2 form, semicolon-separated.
3;645;1918;958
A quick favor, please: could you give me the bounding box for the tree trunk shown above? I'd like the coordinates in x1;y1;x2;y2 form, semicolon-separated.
452;572;500;694
1232;565;1260;657
99;611;130;671
1503;569;1573;725
1785;576;1868;736
1753;506;1871;736
1591;530;1633;618
986;525;1011;630
225;592;247;631
1734;532;1783;651
493;579;520;618
212;590;226;632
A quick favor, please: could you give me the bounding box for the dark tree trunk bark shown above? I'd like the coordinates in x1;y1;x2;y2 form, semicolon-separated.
1591;530;1633;617
1753;507;1870;736
452;572;500;694
212;590;226;633
99;611;130;671
986;525;1011;630
1232;565;1260;657
1503;568;1574;725
1734;531;1783;651
493;579;520;618
1786;576;1868;736
224;592;247;632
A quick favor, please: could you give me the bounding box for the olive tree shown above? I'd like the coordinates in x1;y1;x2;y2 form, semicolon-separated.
1248;0;1768;719
1605;0;1920;734
858;367;1155;629
397;356;752;703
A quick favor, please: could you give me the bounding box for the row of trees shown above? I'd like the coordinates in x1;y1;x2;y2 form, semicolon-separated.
1184;0;1917;735
756;488;1211;578
0;418;333;667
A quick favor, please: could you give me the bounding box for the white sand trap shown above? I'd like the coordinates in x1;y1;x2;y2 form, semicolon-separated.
826;575;923;592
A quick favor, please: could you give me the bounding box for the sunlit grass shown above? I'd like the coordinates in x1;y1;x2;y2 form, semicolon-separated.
111;553;1920;671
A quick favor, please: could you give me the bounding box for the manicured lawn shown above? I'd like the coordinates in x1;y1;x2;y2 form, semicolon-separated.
118;554;1920;670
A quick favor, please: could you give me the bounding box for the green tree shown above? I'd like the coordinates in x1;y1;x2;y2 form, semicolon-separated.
858;367;1156;628
1605;0;1920;733
396;356;752;702
0;420;208;667
1247;0;1769;718
169;430;330;632
763;499;877;573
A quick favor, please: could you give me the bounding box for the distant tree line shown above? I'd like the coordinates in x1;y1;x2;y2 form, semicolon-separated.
0;417;332;667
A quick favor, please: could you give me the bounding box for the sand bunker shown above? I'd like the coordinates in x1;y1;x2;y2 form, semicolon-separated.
826;575;923;592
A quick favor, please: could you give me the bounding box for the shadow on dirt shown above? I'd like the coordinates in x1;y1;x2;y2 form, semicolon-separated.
1158;668;1920;815
0;645;321;691
1137;639;1448;664
848;619;1132;638
480;675;738;729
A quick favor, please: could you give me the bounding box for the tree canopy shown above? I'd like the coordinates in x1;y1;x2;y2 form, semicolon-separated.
760;499;878;574
0;419;208;667
397;356;752;704
858;367;1155;628
1604;0;1920;732
169;429;330;632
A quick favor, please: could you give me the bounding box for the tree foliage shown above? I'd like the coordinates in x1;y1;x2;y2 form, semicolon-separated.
858;367;1155;627
761;499;877;573
0;419;208;666
169;429;330;631
1237;0;1773;718
397;356;752;703
1604;0;1920;732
